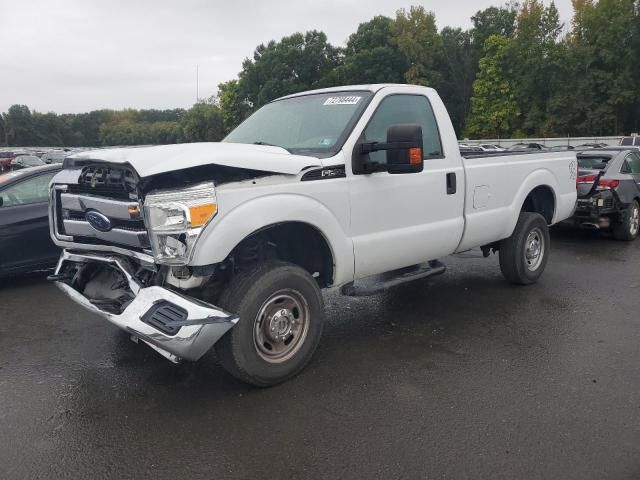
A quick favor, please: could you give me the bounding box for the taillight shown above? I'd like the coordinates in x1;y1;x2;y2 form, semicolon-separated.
598;179;619;189
577;175;619;189
577;175;597;184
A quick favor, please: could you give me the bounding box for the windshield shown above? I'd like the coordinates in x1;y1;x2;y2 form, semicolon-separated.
223;91;373;157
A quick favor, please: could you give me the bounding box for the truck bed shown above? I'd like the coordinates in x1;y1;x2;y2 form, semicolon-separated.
456;150;577;252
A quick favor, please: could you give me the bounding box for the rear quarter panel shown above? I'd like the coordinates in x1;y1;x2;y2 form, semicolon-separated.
456;152;577;252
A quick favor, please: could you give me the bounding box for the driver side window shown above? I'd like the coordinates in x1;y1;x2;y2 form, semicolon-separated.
1;172;56;207
363;94;443;166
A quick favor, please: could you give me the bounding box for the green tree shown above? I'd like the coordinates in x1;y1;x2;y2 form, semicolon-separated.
465;35;520;138
391;6;442;86
236;31;341;111
321;16;407;86
0;114;7;146
551;0;637;135
180;101;225;142
4;105;40;146
471;3;519;52
148;121;183;144
218;80;252;133
100;121;150;146
506;0;564;135
435;27;476;135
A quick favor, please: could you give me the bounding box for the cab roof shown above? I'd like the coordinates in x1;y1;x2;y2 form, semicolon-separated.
277;84;435;101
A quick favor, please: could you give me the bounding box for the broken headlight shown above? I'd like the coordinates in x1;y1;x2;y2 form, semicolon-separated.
143;182;217;265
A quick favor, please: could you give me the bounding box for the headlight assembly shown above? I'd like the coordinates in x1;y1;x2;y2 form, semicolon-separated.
143;182;217;265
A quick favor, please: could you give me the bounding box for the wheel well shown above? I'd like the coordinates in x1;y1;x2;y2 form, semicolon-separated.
229;222;334;288
522;186;555;224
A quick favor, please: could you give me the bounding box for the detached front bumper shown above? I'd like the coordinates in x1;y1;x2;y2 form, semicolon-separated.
52;250;238;363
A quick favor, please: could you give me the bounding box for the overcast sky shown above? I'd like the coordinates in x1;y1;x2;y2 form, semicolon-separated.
0;0;573;114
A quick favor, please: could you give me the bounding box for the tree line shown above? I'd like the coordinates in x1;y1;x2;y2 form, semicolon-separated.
1;0;638;147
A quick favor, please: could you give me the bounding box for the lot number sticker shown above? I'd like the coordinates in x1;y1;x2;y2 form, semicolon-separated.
323;96;361;106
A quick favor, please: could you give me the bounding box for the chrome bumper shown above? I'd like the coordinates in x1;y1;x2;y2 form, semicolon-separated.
53;250;238;363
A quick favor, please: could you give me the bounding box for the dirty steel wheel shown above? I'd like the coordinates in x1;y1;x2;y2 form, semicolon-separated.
499;212;550;285
215;261;324;387
613;199;639;241
253;289;310;363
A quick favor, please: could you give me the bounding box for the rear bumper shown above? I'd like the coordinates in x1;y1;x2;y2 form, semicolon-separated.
53;250;238;363
566;193;619;229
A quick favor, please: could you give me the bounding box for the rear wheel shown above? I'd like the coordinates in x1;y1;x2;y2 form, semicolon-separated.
613;200;639;241
499;212;550;285
215;261;324;387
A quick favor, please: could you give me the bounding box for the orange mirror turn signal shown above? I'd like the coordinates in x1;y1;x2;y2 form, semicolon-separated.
409;148;422;165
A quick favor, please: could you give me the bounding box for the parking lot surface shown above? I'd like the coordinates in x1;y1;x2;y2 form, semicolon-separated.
1;228;639;479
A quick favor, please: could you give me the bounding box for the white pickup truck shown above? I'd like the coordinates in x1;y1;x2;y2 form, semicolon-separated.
49;84;577;386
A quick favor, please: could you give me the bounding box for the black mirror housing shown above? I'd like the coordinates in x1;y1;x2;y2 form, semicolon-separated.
386;124;424;174
354;123;424;175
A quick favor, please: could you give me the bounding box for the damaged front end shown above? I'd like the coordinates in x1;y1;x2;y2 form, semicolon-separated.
48;157;286;363
51;250;238;363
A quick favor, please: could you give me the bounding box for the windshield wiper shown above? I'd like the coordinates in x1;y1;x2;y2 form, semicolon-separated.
253;141;290;153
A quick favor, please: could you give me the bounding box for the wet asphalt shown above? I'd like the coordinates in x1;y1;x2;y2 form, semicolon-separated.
1;227;639;480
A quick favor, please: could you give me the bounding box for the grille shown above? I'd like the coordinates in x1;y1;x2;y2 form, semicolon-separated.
65;211;145;231
75;165;138;199
54;165;150;250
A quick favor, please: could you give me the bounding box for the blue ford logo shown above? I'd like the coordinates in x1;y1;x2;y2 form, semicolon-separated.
85;210;112;232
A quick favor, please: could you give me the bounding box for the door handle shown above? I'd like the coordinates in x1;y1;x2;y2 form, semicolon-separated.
446;172;457;195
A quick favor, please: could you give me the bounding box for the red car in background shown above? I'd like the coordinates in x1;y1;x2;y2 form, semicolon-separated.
0;151;23;172
0;152;17;172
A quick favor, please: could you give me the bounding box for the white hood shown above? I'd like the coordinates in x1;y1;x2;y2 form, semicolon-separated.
68;142;322;178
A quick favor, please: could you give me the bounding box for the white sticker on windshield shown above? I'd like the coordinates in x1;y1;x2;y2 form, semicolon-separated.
323;96;362;106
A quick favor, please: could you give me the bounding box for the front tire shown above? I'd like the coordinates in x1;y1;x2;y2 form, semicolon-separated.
613;200;639;241
499;212;550;285
215;261;325;387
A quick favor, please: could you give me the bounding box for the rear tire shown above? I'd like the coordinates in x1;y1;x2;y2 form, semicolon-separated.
215;261;324;387
613;200;639;241
499;212;550;285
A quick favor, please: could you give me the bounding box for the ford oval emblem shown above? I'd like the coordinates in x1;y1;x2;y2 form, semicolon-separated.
85;210;112;232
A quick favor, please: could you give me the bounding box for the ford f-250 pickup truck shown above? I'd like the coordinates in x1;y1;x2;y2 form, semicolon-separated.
49;84;577;386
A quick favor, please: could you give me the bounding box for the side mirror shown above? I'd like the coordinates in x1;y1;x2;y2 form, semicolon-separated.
386;124;424;174
0;196;4;207
354;124;424;175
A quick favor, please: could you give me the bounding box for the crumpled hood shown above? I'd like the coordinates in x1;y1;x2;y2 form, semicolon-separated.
68;142;322;177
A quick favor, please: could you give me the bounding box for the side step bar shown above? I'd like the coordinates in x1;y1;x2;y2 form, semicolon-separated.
341;260;446;297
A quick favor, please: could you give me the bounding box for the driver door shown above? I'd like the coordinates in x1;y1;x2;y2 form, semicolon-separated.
347;91;465;279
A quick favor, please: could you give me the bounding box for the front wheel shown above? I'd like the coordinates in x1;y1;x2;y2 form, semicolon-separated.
613;200;639;241
215;261;325;387
499;212;550;285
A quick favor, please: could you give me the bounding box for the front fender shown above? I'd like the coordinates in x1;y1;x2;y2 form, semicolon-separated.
190;194;354;286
